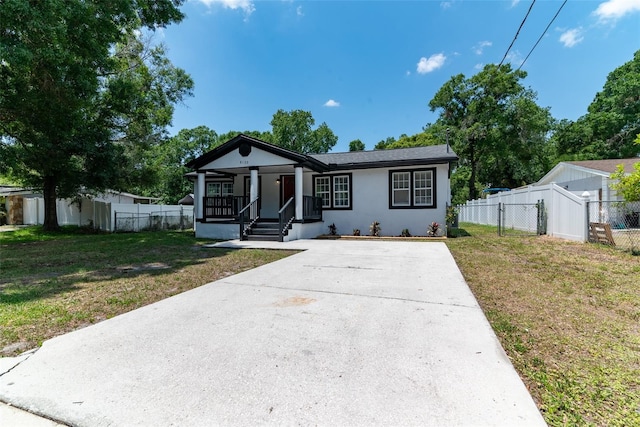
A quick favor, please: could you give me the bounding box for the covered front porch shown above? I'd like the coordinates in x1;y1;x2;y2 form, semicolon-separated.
187;135;327;241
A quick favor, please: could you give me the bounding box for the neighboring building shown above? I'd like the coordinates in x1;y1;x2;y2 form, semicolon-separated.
0;187;158;226
536;158;639;201
186;134;458;241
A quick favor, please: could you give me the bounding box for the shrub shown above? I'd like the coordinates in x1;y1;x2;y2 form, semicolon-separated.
352;228;361;236
427;221;440;236
328;223;337;235
370;221;381;237
401;228;411;237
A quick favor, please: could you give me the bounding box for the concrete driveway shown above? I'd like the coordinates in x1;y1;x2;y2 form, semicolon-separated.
0;240;545;426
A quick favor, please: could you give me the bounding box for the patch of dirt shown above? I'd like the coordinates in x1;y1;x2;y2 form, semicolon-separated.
1;342;31;356
116;263;170;273
273;296;316;307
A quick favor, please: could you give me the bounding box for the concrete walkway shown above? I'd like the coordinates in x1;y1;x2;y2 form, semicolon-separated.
0;240;546;426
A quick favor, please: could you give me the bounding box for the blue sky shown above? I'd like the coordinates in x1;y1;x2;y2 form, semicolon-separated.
160;0;640;152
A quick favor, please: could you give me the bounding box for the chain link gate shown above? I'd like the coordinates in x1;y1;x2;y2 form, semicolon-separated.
497;200;546;237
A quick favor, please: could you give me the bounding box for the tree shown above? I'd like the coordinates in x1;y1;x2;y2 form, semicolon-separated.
374;137;396;150
270;109;337;154
611;163;640;202
429;64;553;200
585;50;640;158
349;139;365;151
217;130;274;143
0;0;192;230
149;126;220;204
551;51;640;160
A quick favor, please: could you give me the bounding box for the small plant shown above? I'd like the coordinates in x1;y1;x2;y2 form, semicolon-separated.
446;206;459;227
352;228;361;236
370;221;381;237
328;223;337;236
427;221;440;237
401;228;411;237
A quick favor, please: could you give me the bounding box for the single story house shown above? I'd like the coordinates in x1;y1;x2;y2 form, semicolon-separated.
536;158;639;201
186;134;458;241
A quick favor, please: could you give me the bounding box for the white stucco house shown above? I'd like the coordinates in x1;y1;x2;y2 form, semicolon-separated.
186;134;458;241
536;158;639;201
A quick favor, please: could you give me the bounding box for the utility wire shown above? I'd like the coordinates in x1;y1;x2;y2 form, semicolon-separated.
518;0;568;70
499;0;536;67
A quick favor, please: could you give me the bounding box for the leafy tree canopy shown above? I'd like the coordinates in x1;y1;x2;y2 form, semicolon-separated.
0;0;192;230
146;126;219;204
270;109;337;154
429;64;553;200
550;50;640;160
611;162;640;202
349;139;365;151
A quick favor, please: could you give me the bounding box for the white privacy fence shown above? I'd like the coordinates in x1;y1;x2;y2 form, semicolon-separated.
22;197;193;232
458;183;596;242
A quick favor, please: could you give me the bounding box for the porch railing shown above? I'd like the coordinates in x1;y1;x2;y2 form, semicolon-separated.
279;196;295;242
203;196;247;219
303;195;323;221
238;198;259;240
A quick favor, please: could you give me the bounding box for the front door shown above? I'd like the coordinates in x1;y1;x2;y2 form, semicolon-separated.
281;175;295;207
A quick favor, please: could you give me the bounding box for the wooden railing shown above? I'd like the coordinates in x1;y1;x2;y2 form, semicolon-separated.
303;195;322;221
203;196;247;219
279;197;295;242
238;198;260;240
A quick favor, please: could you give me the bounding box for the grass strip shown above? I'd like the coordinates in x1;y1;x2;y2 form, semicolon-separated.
446;224;640;426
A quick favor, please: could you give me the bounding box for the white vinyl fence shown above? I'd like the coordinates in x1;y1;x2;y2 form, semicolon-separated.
22;197;193;232
458;183;597;242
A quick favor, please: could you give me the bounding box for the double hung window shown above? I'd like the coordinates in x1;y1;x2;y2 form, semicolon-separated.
389;169;435;208
206;182;234;197
313;174;352;209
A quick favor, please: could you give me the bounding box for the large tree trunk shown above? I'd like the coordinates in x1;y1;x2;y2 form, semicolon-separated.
42;175;60;231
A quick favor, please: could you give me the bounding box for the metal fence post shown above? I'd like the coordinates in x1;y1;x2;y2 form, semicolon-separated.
497;202;502;236
114;211;117;232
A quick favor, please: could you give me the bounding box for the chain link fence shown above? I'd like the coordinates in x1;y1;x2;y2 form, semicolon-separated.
114;210;193;232
587;200;640;253
458;201;546;237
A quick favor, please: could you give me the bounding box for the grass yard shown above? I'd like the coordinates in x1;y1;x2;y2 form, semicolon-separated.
0;227;296;357
447;224;640;427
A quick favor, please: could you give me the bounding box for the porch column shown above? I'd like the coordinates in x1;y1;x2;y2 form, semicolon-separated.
196;172;205;221
295;166;303;220
250;167;259;219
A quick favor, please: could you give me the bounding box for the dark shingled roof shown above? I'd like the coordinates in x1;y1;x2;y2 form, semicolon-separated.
567;158;639;174
310;145;458;170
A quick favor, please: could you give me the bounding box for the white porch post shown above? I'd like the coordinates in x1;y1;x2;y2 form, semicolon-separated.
250;167;259;219
295;166;303;220
196;172;205;221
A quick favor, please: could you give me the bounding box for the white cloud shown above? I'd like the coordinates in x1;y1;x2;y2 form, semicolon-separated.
406;70;411;76
473;41;492;55
440;1;453;9
195;0;256;17
505;50;523;66
511;0;521;7
559;28;584;47
296;5;304;16
474;63;484;70
324;99;340;107
593;0;640;21
417;53;446;74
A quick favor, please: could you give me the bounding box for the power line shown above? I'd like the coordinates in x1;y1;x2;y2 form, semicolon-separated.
499;0;536;67
518;0;568;70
